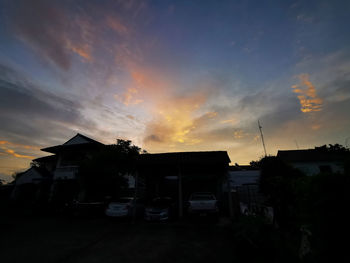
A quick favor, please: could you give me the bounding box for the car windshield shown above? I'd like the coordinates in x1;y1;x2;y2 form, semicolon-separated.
190;194;215;200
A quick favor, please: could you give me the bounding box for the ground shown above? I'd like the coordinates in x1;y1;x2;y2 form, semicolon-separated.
0;215;238;263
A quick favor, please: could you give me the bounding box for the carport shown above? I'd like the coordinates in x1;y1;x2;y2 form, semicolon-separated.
136;151;231;218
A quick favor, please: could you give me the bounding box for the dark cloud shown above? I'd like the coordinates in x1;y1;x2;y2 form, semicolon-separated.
319;71;350;103
8;0;71;70
316;97;350;134
5;0;148;72
0;81;80;121
144;134;163;143
0;64;96;146
259;98;301;132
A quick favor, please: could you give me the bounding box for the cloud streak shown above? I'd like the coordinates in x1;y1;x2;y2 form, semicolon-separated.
292;74;323;113
0;140;40;151
0;64;96;147
8;0;96;69
0;140;38;163
106;16;128;35
0;148;34;160
9;0;71;69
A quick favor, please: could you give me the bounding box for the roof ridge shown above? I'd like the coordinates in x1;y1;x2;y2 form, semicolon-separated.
63;133;103;145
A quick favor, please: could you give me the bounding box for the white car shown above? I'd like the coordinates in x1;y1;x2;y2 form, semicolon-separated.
188;192;219;216
105;197;137;218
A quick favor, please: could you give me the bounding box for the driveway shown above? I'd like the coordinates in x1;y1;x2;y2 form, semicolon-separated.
0;215;238;263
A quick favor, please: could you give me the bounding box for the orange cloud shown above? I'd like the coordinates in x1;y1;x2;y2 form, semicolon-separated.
0;140;39;160
114;88;144;106
66;41;92;61
292;74;323;113
233;130;246;139
62;15;96;62
3;149;34;160
0;140;40;150
144;94;210;146
220;119;237;125
311;124;321;130
129;69;168;96
113;65;176;108
106;16;128;35
70;45;91;61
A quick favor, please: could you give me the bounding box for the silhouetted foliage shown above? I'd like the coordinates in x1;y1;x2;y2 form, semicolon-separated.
293;167;350;262
254;153;350;262
78;139;142;201
257;156;305;228
314;143;350;153
249;159;262;169
234;215;299;263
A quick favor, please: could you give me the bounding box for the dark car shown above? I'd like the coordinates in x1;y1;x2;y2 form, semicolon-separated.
144;197;176;221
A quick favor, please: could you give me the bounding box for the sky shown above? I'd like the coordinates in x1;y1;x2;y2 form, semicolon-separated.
1;0;350;182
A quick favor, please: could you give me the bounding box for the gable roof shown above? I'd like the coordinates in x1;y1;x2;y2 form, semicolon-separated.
277;149;349;162
138;151;231;166
63;133;102;145
41;133;103;153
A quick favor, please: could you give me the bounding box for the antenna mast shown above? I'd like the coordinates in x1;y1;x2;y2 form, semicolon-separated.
294;140;299;149
258;120;267;157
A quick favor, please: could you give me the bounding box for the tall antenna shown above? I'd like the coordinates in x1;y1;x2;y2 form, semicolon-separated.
294;140;299;149
258;120;267;157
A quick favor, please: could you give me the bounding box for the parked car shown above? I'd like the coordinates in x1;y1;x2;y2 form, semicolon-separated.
105;197;144;218
187;192;219;217
144;197;176;221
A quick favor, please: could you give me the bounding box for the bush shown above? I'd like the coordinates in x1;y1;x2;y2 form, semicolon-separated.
233;215;299;263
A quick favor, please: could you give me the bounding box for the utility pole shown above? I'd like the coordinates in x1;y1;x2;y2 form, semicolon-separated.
258;120;267;157
226;168;234;219
178;159;183;219
132;169;139;224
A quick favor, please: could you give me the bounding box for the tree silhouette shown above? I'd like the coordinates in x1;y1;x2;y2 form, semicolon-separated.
315;143;350;153
78;139;142;201
258;156;305;228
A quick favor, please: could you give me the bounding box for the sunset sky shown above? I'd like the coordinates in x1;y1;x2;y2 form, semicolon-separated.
1;0;350;182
